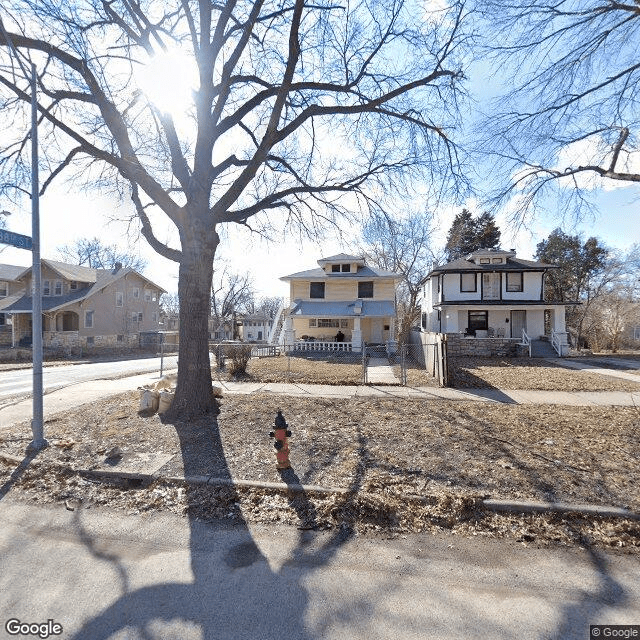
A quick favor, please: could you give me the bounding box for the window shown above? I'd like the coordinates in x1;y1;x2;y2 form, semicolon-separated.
138;312;143;322
468;310;488;332
309;319;317;328
331;265;340;272
117;335;124;343
70;281;78;290
54;280;62;295
506;272;523;292
43;280;50;296
116;291;124;307
132;287;140;299
460;273;477;292
479;258;490;264
131;311;139;321
144;288;152;301
358;281;374;298
341;264;351;272
340;319;349;328
492;258;503;264
84;310;94;328
0;281;7;297
310;282;325;298
634;327;640;341
87;336;94;345
318;319;339;328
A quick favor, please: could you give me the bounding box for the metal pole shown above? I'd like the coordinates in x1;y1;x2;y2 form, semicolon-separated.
29;62;46;451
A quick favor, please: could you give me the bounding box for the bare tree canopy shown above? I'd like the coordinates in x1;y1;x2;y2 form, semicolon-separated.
356;208;435;343
57;236;147;271
0;0;469;416
478;0;640;220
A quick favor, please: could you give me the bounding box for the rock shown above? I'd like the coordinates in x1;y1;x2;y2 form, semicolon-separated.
213;385;223;398
104;446;123;461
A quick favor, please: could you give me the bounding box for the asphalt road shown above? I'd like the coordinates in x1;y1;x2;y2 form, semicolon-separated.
0;499;638;640
0;355;178;400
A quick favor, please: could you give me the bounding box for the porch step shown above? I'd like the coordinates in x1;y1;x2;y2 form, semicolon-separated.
530;339;558;358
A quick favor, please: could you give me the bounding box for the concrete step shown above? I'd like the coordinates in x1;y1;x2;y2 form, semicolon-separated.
530;339;558;358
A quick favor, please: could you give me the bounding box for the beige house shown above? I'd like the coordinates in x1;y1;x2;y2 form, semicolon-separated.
279;253;401;352
0;259;165;350
0;264;29;346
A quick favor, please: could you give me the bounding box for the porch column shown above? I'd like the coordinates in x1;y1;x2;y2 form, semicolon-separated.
352;316;362;352
283;315;295;349
387;316;398;353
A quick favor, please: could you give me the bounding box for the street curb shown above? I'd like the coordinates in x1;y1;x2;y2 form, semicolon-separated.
2;451;638;521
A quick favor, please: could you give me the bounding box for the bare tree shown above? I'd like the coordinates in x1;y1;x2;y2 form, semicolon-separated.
57;237;146;271
0;0;469;416
356;208;435;343
478;0;640;221
211;267;255;339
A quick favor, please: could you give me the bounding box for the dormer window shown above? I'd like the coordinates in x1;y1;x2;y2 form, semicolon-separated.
341;264;350;272
492;258;502;264
479;258;490;264
331;265;340;272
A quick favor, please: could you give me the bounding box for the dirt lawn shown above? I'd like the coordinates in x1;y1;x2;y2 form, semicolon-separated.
1;392;638;553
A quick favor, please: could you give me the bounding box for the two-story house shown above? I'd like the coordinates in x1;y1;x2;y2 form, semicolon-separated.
0;259;165;350
279;253;401;352
420;248;572;355
240;312;273;342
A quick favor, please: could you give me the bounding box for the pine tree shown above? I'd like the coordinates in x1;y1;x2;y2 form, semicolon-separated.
444;210;501;261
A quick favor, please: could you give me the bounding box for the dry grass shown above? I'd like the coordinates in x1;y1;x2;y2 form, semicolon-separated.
1;392;638;551
215;355;364;385
446;357;640;391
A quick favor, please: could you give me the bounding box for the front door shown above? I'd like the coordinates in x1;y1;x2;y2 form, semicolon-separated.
371;318;384;343
483;273;500;300
510;310;527;339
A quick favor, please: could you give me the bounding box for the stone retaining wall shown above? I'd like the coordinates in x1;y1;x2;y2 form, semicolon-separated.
445;334;520;357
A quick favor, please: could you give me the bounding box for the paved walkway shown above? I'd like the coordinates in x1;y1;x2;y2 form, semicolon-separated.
365;357;399;384
1;368;639;430
553;357;640;382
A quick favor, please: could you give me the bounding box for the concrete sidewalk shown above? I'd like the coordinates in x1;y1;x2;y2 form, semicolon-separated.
1;368;639;429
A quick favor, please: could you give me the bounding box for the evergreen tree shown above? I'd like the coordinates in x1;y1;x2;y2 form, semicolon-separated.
444;210;501;261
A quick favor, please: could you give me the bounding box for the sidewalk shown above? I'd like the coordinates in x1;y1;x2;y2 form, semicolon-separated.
2;368;639;429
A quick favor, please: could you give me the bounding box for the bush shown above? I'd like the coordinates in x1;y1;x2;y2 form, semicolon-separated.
227;344;253;376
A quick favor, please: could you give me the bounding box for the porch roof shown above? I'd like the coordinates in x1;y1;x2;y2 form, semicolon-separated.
290;299;395;317
0;289;88;314
434;300;578;307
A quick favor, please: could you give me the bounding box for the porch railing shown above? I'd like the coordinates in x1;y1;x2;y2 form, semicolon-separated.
288;340;353;353
550;329;568;356
520;329;532;357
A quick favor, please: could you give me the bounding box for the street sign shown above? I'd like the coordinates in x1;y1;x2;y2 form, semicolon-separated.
0;229;32;250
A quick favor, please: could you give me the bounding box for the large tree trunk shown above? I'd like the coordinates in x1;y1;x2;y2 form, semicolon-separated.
166;228;219;419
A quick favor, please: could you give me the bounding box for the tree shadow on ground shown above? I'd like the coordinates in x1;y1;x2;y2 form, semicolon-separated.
0;451;37;501
66;404;365;640
55;396;631;639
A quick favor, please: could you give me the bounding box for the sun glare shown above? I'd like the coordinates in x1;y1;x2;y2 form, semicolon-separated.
134;49;197;116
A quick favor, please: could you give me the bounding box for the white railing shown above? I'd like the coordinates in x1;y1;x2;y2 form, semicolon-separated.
520;329;531;357
288;341;353;353
267;298;287;344
551;329;568;357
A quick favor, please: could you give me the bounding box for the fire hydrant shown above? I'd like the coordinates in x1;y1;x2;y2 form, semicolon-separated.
269;409;292;469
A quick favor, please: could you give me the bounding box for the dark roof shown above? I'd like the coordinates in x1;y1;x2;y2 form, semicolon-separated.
433;300;579;307
281;265;401;280
428;256;557;277
317;253;363;263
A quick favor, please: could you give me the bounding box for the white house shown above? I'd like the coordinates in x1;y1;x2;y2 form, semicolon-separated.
278;253;402;352
420;248;572;356
240;312;273;342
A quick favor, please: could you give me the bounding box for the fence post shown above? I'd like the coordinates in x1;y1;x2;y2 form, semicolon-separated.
362;342;367;385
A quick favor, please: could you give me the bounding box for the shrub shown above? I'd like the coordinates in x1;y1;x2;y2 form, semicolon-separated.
227;344;253;376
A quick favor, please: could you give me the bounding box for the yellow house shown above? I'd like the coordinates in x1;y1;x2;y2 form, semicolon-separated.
279;254;401;352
